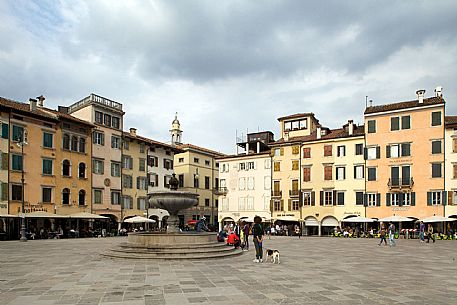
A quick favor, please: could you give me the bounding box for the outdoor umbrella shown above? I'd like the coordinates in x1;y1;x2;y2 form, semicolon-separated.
421;216;456;223
342;216;375;223
378;216;414;222
18;211;68;218
123;216;155;223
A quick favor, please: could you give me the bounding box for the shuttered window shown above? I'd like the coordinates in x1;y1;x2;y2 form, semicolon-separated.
324;145;332;157
292;146;299;154
274;161;281;172
303;167;311;182
303;147;311;158
292;160;299;170
454;165;457;179
324;166;332;180
391;117;400;131
432;163;442;178
431;111;441;126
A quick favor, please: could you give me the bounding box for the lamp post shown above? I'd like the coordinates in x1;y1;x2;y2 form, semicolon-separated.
18;130;28;242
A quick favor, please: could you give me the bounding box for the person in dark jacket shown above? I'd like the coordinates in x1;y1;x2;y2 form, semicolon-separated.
196;217;208;232
252;216;264;263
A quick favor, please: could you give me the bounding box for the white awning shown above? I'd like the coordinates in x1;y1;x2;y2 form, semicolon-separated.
68;212;108;219
18;211;67;218
421;216;456;223
304;217;319;226
343;216;375;223
124;216;156;223
0;214;19;218
321;217;339;227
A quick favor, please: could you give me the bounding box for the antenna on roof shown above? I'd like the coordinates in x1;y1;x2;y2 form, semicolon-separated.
365;96;368;108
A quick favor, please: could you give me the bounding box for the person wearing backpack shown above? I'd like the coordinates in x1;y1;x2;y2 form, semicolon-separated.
388;222;396;247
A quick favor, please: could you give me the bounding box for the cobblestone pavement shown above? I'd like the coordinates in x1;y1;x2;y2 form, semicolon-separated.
1;236;457;305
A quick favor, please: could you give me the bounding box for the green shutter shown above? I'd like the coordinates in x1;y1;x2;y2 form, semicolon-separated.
411;192;415;206
1;153;7;170
1;183;7;201
1;123;8;139
386;193;391;206
427;192;432;206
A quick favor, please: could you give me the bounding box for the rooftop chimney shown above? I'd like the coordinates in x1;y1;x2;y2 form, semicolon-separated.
369;100;373;107
416;89;426;103
37;95;45;107
348;120;354;135
29;98;37;112
316;126;321;139
284;131;289;141
129;128;137;136
435;86;443;98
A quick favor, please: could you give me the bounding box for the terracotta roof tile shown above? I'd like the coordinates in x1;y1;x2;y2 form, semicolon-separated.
123;132;181;152
272;125;364;145
445;116;457;127
0;97;95;126
364;96;444;115
177;143;226;157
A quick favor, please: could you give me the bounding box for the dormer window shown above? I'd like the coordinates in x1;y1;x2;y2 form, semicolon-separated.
284;119;307;131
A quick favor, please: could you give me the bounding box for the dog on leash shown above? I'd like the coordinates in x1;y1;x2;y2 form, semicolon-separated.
265;249;280;264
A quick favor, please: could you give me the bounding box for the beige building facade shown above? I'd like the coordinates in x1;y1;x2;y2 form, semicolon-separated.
68;94;124;225
444;116;457;219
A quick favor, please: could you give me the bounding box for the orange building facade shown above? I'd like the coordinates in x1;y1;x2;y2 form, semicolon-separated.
364;91;446;221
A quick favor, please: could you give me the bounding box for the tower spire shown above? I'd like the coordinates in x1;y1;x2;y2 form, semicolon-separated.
170;113;182;145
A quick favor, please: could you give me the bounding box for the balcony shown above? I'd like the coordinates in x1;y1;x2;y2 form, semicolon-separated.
213;187;228;195
69;93;123;113
289;190;300;197
388;178;414;190
272;190;282;197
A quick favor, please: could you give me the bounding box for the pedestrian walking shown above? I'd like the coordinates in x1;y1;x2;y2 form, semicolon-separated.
242;222;250;251
419;221;425;243
252;216;264;263
427;224;435;243
295;224;301;239
388;222;396;247
378;226;387;246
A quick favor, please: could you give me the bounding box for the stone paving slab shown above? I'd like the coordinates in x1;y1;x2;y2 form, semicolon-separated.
0;237;457;304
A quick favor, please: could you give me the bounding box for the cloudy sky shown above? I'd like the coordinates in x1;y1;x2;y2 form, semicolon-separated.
1;1;456;153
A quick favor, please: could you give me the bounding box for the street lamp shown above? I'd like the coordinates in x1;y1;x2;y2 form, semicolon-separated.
17;129;28;242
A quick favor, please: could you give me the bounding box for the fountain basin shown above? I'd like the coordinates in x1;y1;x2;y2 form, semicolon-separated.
148;191;198;214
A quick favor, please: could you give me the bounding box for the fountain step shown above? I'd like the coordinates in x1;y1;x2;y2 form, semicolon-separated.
110;244;236;254
102;248;243;260
119;241;228;249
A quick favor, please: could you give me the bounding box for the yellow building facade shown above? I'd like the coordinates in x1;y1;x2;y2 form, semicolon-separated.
174;144;224;227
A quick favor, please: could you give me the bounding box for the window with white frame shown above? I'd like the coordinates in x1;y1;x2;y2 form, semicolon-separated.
402;193;411;206
354;165;364;179
390;193;400;206
264;176;271;190
303;192;312;206
247;177;255;190
247;197;254;210
324;191;333;206
247;162;255;170
239;162;246;170
93;131;104;145
336;166;345;180
292;200;300;210
221;197;229;211
390;144;400;158
429;191;442;205
238;178;245;190
274;148;281;156
367;193;377;206
264;159;271;169
367;147;378;160
238;197;246;211
220;179;226;188
264;196;270;210
337;145;345;157
453;191;457;205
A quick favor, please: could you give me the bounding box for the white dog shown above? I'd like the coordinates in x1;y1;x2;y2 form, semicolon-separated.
265;249;280;264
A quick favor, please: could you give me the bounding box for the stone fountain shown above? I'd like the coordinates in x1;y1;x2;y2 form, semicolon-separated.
103;174;242;259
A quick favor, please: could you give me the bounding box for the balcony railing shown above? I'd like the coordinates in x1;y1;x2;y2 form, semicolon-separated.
69;93;123;113
272;190;282;197
289;190;300;197
213;187;228;195
388;178;414;190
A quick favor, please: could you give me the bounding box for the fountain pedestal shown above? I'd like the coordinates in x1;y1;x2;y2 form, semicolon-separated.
103;174;242;259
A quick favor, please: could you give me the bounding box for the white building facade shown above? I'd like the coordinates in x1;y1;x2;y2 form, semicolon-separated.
217;152;272;229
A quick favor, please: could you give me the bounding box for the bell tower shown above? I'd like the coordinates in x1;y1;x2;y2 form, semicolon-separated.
170;112;182;145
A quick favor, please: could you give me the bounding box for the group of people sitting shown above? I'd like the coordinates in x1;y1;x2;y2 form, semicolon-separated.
217;222;250;250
